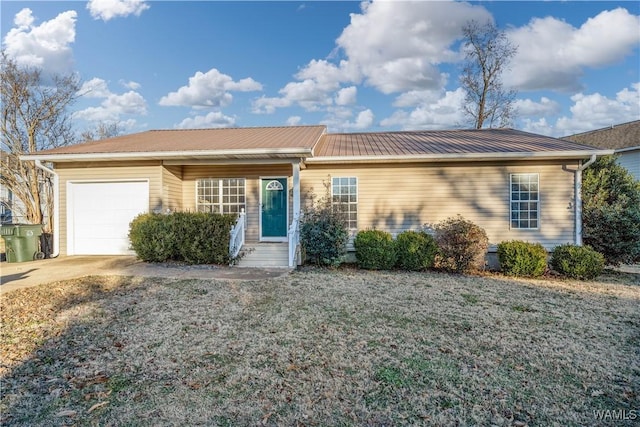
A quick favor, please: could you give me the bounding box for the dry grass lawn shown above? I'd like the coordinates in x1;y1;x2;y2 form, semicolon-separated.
1;268;639;426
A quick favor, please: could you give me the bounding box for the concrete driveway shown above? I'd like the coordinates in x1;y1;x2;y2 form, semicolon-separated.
0;256;290;293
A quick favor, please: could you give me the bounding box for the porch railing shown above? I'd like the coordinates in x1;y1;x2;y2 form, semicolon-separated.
288;214;301;268
229;208;246;260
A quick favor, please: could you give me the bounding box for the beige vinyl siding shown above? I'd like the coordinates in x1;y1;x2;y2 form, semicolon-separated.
162;165;184;212
301;160;580;250
182;164;292;242
56;161;163;255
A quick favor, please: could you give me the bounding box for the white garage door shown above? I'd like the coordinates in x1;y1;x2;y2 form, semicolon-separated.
68;181;149;255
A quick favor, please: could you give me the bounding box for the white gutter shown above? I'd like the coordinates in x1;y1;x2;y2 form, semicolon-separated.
574;154;597;246
34;160;59;257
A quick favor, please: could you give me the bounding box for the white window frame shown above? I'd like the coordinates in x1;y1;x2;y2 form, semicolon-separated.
510;173;540;230
331;176;358;230
196;178;246;214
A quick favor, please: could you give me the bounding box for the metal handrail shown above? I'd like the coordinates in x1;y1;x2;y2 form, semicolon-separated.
229;208;245;260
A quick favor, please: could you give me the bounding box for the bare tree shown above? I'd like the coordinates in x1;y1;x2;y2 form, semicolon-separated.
0;53;80;231
80;121;123;142
460;20;517;129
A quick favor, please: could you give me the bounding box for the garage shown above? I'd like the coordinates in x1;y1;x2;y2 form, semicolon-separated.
67;181;149;255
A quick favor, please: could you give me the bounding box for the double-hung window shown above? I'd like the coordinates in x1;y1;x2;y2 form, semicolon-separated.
196;178;245;214
510;173;539;229
332;177;358;229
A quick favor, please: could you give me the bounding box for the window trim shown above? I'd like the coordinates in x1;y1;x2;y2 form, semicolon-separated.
331;176;358;230
509;173;540;230
196;178;246;214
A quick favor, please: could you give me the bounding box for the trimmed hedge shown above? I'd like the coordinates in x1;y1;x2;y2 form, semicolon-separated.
550;244;605;280
129;212;236;265
433;216;488;273
395;230;438;271
354;229;397;270
128;213;177;262
497;240;548;277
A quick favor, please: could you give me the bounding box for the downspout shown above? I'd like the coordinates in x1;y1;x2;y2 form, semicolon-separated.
34;160;59;257
574;154;597;246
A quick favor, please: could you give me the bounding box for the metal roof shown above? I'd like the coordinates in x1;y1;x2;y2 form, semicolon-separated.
27;126;326;160
313;128;602;157
22;126;611;163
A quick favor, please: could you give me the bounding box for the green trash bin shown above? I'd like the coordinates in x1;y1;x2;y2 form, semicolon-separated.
1;224;44;263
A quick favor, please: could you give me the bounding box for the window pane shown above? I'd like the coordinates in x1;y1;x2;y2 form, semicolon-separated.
510;174;539;229
332;177;358;229
197;178;245;214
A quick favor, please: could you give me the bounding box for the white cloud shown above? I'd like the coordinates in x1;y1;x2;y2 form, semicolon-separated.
335;86;357;106
381;88;467;130
120;79;141;90
519;118;553;136
79;77;112;98
252;96;292;115
252;0;490;117
159;68;262;108
74;78;147;123
336;0;490;94
507;8;640;92
286;116;302;126
552;83;640;135
393;90;444;108
3;8;77;74
514;97;561;118
322;108;375;132
253;72;341;113
351;109;375;130
87;0;150;21
175;112;236;129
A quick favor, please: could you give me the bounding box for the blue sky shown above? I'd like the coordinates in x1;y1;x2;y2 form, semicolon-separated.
2;0;639;137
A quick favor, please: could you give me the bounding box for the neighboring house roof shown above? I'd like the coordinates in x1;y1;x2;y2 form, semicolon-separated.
22;126;611;163
562;120;640;151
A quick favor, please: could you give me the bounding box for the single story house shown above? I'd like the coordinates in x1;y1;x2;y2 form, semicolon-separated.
22;126;612;268
563;120;640;182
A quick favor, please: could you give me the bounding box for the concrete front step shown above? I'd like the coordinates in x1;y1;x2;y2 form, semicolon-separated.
235;242;289;268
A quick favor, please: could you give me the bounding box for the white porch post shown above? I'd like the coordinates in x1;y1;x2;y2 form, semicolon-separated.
292;160;301;221
288;160;301;267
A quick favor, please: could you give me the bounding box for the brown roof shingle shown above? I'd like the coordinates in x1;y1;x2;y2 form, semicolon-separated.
562;120;640;150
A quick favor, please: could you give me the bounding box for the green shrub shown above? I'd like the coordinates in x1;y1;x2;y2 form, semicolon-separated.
394;230;438;271
300;199;349;267
354;229;397;270
129;212;236;265
173;212;237;265
128;213;177;262
550;244;605;280
433;216;488;273
497;240;548;277
583;155;640;265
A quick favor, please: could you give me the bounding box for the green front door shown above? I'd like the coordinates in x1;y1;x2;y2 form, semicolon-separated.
261;178;287;239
